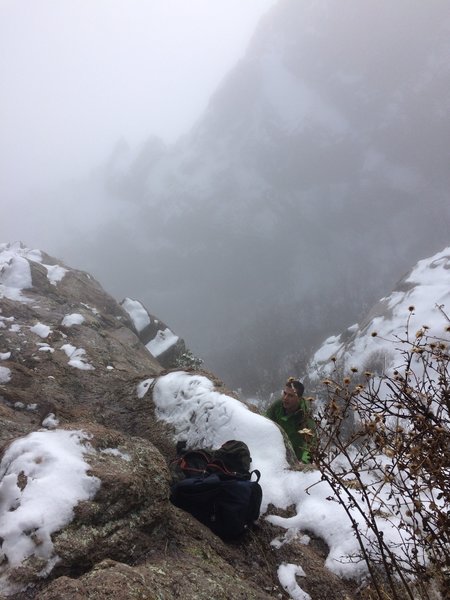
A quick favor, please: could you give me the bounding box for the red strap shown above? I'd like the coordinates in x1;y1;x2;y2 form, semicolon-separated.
179;457;207;474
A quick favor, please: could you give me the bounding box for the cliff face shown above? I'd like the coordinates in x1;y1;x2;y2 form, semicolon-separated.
0;242;357;600
58;0;450;395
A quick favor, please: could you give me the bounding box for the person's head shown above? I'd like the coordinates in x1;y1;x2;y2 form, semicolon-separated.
282;377;304;413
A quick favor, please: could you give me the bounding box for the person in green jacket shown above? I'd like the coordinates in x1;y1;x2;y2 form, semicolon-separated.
265;377;315;463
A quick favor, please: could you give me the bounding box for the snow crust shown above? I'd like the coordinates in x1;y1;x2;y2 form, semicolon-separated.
146;327;179;357
61;313;85;327
0;366;11;383
278;563;310;600
120;299;179;358
30;323;52;339
136;378;154;399
0;243;34;302
61;344;95;371
42;413;60;428
43;264;67;286
308;246;450;379
0;243;67;303
121;297;150;332
101;448;131;462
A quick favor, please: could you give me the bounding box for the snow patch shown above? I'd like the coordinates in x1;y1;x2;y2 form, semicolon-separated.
43;264;67;286
277;563;310;600
0;243;67;300
136;378;154;399
0;366;11;383
121;297;150;332
0;244;33;302
146;328;178;357
0;430;100;595
153;371;398;581
61;313;85;327
30;323;52;339
60;344;94;371
42;413;59;428
37;344;54;353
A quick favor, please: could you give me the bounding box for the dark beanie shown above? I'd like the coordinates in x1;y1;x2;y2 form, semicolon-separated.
286;377;304;398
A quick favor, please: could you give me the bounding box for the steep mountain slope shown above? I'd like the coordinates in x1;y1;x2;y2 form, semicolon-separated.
59;0;450;395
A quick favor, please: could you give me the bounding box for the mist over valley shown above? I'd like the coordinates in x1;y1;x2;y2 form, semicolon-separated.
3;0;450;397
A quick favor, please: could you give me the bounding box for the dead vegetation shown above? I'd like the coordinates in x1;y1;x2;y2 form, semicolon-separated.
312;322;450;600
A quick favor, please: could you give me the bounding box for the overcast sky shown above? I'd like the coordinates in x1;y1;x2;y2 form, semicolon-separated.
0;0;276;203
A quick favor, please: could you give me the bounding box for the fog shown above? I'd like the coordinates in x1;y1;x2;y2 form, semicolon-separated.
0;0;275;214
2;0;450;396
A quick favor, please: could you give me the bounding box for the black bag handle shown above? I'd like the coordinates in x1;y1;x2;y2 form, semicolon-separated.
250;469;261;483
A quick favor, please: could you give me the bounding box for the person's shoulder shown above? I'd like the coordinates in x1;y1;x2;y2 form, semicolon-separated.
297;397;314;419
265;397;283;415
295;397;309;413
269;397;282;408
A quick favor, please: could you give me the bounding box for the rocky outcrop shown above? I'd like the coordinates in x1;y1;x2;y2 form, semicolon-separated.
120;297;187;368
0;245;162;449
0;243;358;599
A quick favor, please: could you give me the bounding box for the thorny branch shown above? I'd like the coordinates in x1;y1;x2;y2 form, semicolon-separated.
312;328;450;600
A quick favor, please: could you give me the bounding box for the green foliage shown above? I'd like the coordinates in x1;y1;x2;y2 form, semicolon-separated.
174;349;204;370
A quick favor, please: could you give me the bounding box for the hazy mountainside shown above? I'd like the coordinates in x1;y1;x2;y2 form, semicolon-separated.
58;0;450;395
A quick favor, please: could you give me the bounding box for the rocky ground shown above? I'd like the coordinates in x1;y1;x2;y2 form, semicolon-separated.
0;246;360;599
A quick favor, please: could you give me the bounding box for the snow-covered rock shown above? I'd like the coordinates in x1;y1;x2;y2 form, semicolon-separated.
120;297;186;367
306;246;450;382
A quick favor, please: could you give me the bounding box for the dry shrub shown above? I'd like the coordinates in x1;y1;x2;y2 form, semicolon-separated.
313;327;450;600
